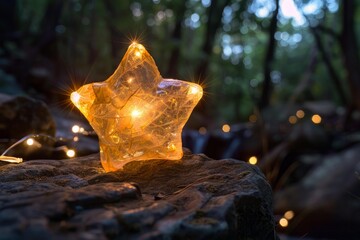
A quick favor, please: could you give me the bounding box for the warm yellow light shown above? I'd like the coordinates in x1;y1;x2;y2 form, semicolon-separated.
249;114;257;123
0;156;23;163
199;127;207;135
72;125;80;133
127;77;134;83
284;210;294;220
279;218;288;227
73;136;79;142
188;85;201;95
249;156;257;165
135;51;142;57
296;110;305;118
70;91;80;104
131;109;142;118
288;115;297;124
26;138;34;146
66;149;76;158
70;42;202;172
222;124;231;133
167;143;176;151
312;114;321;124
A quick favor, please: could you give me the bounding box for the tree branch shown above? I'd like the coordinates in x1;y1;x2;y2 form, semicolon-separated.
259;0;280;110
316;25;340;41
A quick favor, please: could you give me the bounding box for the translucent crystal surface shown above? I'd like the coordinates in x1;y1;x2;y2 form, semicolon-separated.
71;43;203;172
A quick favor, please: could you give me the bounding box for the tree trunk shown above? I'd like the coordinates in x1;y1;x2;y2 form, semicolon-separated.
311;27;347;105
194;0;231;117
166;1;187;78
259;0;279;110
340;0;360;111
103;0;131;69
195;0;231;81
289;45;318;105
36;0;64;59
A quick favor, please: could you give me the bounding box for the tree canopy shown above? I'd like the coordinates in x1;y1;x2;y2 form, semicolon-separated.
0;0;358;126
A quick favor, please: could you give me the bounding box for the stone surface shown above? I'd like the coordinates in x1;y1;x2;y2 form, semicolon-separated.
0;149;277;239
0;93;56;139
70;43;203;172
274;144;360;239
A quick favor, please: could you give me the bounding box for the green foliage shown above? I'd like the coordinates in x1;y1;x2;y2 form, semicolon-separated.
2;0;356;125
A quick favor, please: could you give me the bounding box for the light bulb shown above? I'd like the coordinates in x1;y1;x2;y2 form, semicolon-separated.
284;210;294;220
312;114;321;124
249;156;257;165
26;138;34;146
66;149;76;158
222;124;230;133
188;86;201;95
70;92;80;104
279;218;288;227
131;109;142;118
135;51;141;57
296;110;305;118
72;125;80;133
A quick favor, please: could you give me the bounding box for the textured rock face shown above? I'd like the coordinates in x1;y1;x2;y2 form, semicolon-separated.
0;94;56;139
274;144;360;239
0;150;277;239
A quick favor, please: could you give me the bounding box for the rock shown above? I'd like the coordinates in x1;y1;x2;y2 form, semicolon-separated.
0;150;277;239
0;69;24;95
288;121;329;151
274;144;360;239
51;109;99;157
0;94;56;139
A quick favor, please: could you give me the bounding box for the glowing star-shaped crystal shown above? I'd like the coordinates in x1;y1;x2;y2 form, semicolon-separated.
70;43;203;172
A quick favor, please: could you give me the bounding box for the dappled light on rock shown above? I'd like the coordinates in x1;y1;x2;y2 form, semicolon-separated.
71;43;203;172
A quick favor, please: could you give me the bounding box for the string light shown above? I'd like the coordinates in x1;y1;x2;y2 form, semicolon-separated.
222;124;231;133
0;134;54;164
249;114;257;123
279;218;288;227
284;210;294;220
1;134;50;157
72;125;88;135
0;125;94;163
66;149;76;158
311;114;321;124
72;125;80;133
198;127;207;135
127;77;134;83
296;110;305;118
288;115;297;124
131;109;142;118
249;156;257;165
135;51;142;57
26;138;34;146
